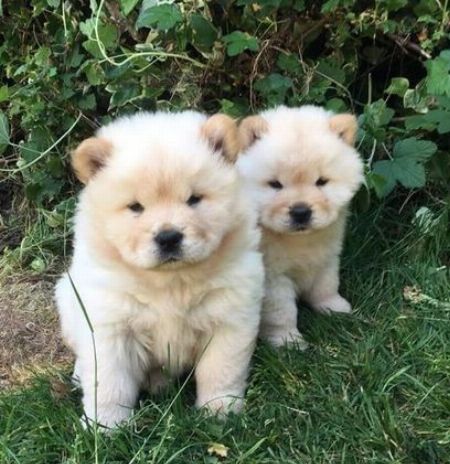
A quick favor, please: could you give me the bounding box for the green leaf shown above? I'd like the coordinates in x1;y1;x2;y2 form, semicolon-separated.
136;4;182;30
372;161;397;196
277;53;301;74
254;73;293;105
386;77;409;97
0;111;10;155
0;85;9;103
78;94;96;110
219;99;247;118
222;31;259;57
372;138;437;196
366;171;389;199
108;84;141;108
383;0;407;11
84;62;105;85
393;137;437;162
190;14;217;50
120;0;140;15
82;40;104;59
364;100;395;127
425;55;450;96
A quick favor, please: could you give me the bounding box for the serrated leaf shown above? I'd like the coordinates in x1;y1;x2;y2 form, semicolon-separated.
0;111;10;155
137;4;182;30
425;55;450;96
222;31;259;57
372;138;437;196
277;53;301;74
393;137;437;161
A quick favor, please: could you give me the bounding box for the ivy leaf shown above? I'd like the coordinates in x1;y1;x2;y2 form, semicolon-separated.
222;31;259;57
372;138;437;196
137;4;182;30
0;111;9;155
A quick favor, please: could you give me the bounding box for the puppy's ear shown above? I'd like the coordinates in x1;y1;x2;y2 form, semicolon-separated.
239;115;268;151
201;114;240;163
329;114;358;146
71;137;112;184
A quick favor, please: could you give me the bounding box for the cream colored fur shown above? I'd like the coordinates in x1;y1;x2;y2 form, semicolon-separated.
55;111;264;428
238;105;363;348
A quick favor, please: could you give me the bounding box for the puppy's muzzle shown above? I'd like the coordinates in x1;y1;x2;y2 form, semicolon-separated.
289;203;312;230
154;229;184;261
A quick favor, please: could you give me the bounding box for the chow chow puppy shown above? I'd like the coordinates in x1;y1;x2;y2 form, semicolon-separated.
237;105;364;348
55;111;264;428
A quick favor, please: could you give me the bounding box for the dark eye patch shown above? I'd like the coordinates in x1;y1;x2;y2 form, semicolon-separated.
316;177;329;187
128;202;144;213
268;180;283;190
187;194;203;206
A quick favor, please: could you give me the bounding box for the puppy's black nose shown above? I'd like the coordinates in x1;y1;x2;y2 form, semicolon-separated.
289;203;312;227
154;229;183;251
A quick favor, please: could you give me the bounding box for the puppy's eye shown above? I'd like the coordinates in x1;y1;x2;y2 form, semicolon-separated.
268;180;283;190
128;202;144;213
316;177;329;187
187;194;202;206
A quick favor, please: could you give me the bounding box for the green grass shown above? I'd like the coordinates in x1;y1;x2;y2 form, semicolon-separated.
1;201;449;464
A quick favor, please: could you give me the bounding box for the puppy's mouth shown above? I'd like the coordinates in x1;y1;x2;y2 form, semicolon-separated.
158;251;183;264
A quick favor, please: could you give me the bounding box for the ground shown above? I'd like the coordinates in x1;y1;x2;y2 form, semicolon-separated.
0;203;449;464
0;277;71;388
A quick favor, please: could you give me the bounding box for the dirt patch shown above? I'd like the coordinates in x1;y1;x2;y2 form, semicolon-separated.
0;276;73;388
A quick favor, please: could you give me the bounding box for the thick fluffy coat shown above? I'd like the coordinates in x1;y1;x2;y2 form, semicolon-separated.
238;105;363;347
55;111;264;428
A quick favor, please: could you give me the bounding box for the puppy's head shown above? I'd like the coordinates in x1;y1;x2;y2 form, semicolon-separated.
72;112;241;269
238;106;363;234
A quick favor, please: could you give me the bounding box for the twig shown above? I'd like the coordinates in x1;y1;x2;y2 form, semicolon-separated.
386;33;432;60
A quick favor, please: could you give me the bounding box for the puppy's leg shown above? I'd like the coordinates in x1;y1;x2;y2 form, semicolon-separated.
260;274;307;349
305;258;351;314
77;333;144;429
195;325;257;417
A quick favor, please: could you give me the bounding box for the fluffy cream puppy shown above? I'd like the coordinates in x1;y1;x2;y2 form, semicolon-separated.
237;105;364;348
55;111;264;428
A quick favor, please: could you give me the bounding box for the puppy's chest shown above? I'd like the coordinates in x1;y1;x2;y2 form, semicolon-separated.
265;239;331;276
126;283;214;368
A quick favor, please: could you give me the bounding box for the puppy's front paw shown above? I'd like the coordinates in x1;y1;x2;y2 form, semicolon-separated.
313;294;352;314
197;395;244;419
263;328;308;350
82;404;132;431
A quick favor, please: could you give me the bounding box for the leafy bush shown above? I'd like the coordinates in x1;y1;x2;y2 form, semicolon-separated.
0;0;449;271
